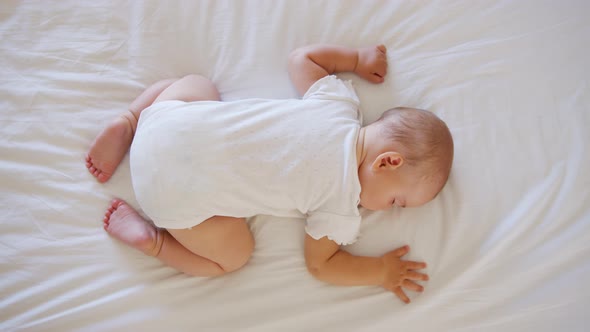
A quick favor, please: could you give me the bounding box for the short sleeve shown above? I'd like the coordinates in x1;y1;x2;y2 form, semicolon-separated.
305;211;361;245
303;75;360;107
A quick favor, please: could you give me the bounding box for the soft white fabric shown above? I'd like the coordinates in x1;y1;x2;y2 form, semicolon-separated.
131;76;362;244
1;1;589;331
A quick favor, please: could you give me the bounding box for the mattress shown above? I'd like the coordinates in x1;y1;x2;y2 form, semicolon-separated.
1;0;589;331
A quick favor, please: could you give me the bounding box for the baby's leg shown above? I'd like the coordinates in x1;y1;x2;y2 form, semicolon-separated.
86;74;220;183
104;199;254;276
86;78;177;182
165;216;254;275
153;74;220;104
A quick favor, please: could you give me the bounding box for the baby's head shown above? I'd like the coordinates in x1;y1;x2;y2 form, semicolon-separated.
357;107;454;211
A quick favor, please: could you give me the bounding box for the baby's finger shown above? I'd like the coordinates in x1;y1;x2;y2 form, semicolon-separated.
405;271;429;281
404;260;427;270
391;245;410;257
392;286;410;303
377;44;386;54
402;280;424;293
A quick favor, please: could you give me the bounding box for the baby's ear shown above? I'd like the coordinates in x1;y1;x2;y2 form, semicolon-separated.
372;152;404;171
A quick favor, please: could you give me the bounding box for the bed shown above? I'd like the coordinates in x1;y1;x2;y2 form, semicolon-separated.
1;0;589;331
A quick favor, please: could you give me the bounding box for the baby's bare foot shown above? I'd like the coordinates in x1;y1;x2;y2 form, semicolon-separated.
86;114;135;183
103;199;163;256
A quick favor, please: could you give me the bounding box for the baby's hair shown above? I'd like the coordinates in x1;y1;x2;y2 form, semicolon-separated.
376;107;454;181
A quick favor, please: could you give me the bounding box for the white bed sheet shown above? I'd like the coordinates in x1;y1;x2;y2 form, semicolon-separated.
1;0;589;331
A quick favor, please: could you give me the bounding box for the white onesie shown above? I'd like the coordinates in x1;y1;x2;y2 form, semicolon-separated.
130;75;362;245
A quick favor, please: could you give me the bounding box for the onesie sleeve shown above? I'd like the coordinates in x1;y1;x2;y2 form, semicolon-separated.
305;211;361;245
302;75;360;107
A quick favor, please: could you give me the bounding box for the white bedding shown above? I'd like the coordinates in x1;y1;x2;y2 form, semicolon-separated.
1;1;589;331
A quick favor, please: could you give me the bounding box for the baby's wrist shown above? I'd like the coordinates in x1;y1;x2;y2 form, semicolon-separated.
377;255;387;286
352;49;360;74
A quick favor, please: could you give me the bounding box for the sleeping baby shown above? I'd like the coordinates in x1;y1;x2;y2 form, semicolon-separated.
85;44;453;303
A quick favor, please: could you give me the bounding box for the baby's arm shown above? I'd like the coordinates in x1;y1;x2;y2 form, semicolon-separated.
304;235;429;303
288;44;388;96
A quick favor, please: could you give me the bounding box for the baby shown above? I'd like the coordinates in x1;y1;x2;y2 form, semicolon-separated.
86;44;453;303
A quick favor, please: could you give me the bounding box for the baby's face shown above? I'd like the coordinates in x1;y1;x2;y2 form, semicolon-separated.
358;164;444;211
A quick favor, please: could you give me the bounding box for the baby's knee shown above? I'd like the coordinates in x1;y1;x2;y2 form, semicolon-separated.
183;74;220;99
220;237;255;273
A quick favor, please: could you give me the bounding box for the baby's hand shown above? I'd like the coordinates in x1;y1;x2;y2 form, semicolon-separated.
355;45;388;83
380;245;429;303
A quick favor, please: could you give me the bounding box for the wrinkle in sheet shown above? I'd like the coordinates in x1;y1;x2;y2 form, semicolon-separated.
1;1;589;331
